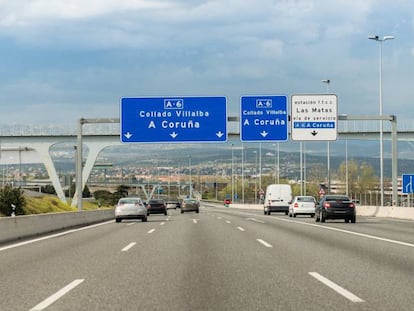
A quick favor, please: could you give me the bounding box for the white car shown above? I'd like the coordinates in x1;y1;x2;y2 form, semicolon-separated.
115;197;148;222
288;196;316;218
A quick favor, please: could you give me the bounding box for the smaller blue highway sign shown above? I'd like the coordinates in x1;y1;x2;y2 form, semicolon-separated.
402;174;414;194
120;97;227;143
240;95;288;142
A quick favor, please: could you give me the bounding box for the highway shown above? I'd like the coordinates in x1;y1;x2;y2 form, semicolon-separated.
1;204;414;310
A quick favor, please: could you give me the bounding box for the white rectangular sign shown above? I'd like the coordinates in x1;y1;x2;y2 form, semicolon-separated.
290;94;338;141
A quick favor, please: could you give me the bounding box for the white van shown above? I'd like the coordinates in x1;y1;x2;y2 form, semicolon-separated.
264;184;292;215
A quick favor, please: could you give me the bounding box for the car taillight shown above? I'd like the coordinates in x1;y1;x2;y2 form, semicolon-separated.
294;202;299;208
349;203;355;208
323;202;331;208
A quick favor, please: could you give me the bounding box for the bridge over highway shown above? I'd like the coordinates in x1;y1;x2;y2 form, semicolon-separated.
0;115;409;208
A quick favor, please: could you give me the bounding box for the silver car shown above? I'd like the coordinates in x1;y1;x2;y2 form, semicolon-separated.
115;197;148;222
288;195;316;218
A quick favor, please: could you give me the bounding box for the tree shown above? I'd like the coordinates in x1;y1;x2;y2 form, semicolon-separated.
0;185;25;216
338;159;376;197
94;190;116;206
65;184;91;198
41;184;56;195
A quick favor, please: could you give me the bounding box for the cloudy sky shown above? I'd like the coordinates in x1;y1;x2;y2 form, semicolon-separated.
0;0;412;126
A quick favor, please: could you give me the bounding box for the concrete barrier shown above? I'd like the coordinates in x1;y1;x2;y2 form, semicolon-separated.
356;205;414;220
207;202;414;221
0;209;114;244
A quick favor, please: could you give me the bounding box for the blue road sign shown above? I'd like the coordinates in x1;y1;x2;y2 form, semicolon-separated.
120;97;227;143
240;95;288;142
402;174;414;194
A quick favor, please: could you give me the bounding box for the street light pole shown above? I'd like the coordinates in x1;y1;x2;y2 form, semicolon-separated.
189;155;192;198
322;79;331;193
231;143;234;203
369;35;394;207
253;151;258;204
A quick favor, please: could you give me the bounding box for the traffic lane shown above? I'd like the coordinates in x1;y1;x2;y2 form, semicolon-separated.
215;206;414;246
200;208;369;310
205;206;414;310
48;211;187;310
169;209;342;311
47;207;353;311
0;215;171;311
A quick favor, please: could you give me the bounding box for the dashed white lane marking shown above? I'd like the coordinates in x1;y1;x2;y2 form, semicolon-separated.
309;272;364;303
256;239;272;248
160;222;165;226
122;242;136;252
217;217;222;220
237;227;245;232
30;279;85;311
246;217;264;223
225;220;231;224
126;223;135;226
240;211;414;249
147;229;156;234
192;219;199;224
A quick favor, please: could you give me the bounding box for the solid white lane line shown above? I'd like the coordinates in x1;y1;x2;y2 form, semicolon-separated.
256;239;273;248
237;227;245;232
147;229;156;234
0;220;113;252
30;279;85;311
225;220;231;224
309;272;364;303
126;223;135;226
122;242;136;252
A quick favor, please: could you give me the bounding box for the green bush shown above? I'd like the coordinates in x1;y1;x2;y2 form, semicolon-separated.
0;185;26;216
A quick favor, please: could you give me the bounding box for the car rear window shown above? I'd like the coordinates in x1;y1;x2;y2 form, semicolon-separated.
149;200;164;204
326;196;350;202
297;197;315;202
119;199;140;204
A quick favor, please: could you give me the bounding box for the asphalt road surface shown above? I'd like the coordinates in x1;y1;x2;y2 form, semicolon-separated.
1;204;414;311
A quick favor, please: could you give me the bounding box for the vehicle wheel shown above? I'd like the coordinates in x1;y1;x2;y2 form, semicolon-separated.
293;213;296;218
351;216;356;223
196;210;199;213
181;210;184;214
320;211;325;223
285;211;288;216
311;214;315;218
115;218;121;223
289;212;292;217
345;218;349;223
268;211;271;215
142;216;147;222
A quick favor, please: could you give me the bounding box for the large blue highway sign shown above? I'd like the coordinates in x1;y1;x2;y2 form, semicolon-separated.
402;174;414;194
240;95;288;142
120;97;227;143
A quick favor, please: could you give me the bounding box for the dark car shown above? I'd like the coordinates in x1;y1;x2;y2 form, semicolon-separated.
181;198;200;213
147;199;167;215
315;195;356;223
